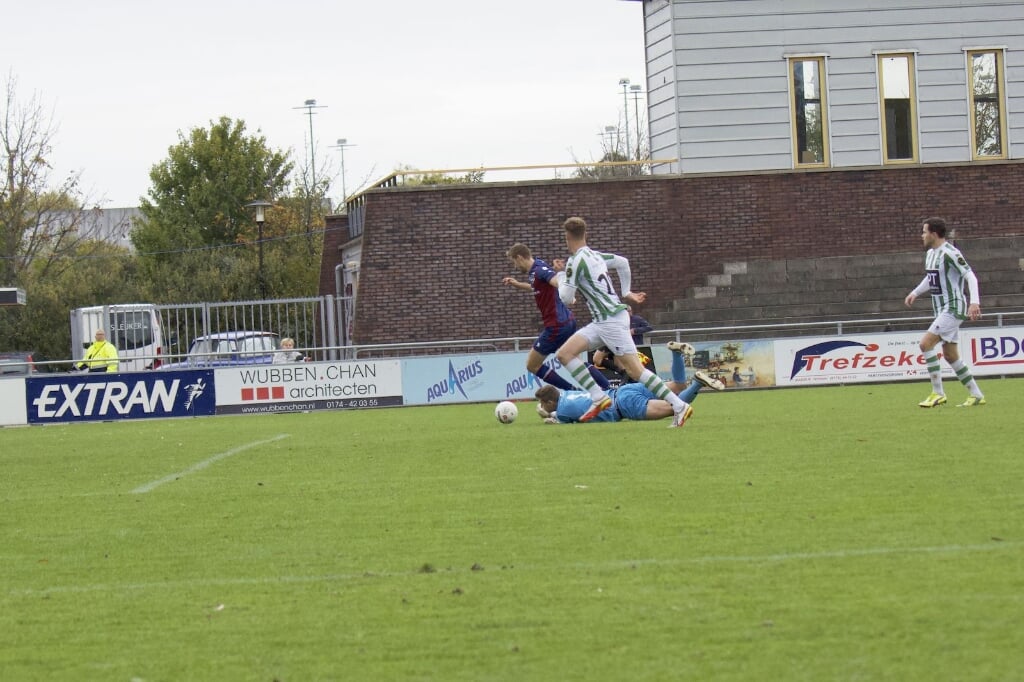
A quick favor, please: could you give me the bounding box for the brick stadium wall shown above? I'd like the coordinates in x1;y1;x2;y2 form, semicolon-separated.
320;162;1024;345
320;213;348;297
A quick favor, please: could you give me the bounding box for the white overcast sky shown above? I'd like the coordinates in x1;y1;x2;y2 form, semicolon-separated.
5;0;646;207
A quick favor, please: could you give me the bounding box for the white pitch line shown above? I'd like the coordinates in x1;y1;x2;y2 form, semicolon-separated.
8;541;1021;598
579;540;1022;569
130;434;290;494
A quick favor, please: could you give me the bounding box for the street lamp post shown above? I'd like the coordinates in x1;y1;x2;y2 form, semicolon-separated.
618;78;631;161
330;138;357;205
630;84;644;161
245;200;273;300
293;99;327;192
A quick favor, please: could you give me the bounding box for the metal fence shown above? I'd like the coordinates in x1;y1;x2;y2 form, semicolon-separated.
156;295;351;364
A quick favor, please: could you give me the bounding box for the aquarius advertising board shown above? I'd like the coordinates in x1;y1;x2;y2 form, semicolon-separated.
25;371;215;424
214;360;403;414
402;352;544;405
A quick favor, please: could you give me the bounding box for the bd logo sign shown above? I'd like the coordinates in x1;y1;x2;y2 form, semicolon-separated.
973;334;1024;367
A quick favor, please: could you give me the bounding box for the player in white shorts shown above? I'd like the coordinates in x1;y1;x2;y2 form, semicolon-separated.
904;217;985;408
552;216;694;428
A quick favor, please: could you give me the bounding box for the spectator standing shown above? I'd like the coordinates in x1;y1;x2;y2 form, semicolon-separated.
77;330;119;373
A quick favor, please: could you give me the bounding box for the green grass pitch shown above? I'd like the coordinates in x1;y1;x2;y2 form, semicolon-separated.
2;378;1022;681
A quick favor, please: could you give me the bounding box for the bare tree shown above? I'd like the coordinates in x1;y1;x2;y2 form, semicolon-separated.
572;123;651;179
0;73;96;284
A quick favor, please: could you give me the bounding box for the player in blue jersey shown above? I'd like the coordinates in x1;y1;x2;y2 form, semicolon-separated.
535;342;724;424
503;243;609;392
904;217;986;407
552;216;693;427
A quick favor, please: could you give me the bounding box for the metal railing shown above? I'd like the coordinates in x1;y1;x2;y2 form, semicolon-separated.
16;310;1023;375
648;310;1024;344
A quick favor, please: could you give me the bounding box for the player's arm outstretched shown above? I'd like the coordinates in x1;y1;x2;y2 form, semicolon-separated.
502;276;532;292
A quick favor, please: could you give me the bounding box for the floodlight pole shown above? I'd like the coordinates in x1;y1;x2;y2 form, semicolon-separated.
619;78;631;161
294;99;327;193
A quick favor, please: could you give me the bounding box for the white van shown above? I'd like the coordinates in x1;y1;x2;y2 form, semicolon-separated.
70;304;164;372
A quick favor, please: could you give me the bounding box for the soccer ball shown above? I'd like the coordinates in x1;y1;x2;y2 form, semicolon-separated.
495;400;518;424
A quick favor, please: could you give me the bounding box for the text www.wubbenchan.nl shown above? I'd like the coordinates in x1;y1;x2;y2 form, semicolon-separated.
239;402;316;414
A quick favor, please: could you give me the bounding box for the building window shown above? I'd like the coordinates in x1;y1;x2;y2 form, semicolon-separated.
877;54;918;163
967;49;1008;159
789;57;829;166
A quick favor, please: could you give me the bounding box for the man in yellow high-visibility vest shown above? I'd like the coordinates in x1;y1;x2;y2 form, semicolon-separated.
77;330;119;372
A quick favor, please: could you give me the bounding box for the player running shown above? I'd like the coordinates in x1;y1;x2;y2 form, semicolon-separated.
552;216;694;427
503;243;610;392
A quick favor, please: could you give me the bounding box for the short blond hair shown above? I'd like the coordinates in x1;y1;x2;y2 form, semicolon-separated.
562;216;587;239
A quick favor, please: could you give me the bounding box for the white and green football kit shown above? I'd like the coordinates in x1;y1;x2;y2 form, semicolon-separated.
918;242;978;320
559;247;634;354
910;242;980;344
909;240;984;403
560;247;630;322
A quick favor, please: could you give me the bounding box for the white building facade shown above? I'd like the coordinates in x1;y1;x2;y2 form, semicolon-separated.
637;0;1024;173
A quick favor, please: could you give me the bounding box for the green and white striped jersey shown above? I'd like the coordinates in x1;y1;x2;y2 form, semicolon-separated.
923;242;975;319
561;247;630;322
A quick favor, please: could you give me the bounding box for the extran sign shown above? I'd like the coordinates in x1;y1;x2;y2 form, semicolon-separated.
26;371;215;423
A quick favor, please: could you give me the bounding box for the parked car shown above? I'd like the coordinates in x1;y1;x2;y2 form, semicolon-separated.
160;332;279;369
0;351;36;376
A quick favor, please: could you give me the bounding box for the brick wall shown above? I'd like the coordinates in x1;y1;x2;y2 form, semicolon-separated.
319;213;349;296
320;162;1024;345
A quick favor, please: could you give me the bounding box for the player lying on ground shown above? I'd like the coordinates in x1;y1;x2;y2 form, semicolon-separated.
535;342;724;425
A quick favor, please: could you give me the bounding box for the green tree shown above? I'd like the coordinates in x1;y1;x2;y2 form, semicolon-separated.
134;117;292;251
132;117;295;301
0;240;140;368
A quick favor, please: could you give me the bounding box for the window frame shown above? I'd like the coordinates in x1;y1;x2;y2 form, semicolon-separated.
965;48;1009;160
786;55;831;168
875;51;920;164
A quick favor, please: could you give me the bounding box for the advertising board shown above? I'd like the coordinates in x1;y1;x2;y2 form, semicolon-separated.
213;360;403;414
24;371;215;424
